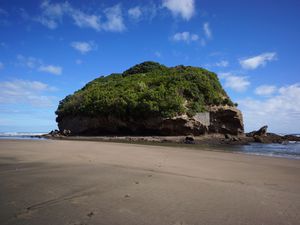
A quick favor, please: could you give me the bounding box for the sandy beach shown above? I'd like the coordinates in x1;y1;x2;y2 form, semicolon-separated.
0;139;299;225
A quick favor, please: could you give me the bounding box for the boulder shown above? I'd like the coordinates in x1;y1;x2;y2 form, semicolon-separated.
208;106;244;136
184;136;195;144
62;129;71;136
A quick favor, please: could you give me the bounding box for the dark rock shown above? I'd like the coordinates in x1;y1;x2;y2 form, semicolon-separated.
224;134;232;139
184;136;195;144
224;133;239;142
232;136;240;141
62;129;71;136
283;135;300;142
49;129;60;136
247;125;268;137
254;125;268;136
253;135;267;143
208;106;244;135
58;106;244;136
253;132;284;144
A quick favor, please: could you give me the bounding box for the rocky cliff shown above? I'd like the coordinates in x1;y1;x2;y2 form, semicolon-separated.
56;62;244;136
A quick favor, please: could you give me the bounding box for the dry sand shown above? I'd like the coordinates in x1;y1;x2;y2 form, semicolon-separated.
0;139;299;225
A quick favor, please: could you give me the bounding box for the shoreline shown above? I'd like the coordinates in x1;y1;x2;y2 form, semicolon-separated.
1;135;300;160
43;134;300;160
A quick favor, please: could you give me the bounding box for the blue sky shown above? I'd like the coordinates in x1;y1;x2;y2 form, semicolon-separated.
0;0;300;133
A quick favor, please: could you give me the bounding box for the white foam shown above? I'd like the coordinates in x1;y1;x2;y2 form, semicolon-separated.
0;132;46;137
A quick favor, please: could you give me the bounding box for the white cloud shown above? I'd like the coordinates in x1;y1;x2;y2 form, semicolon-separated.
126;3;161;22
215;60;229;67
37;1;125;32
67;5;101;31
219;72;250;92
162;0;195;20
17;55;62;75
128;6;142;20
38;65;62;75
17;55;42;69
239;52;277;70
0;62;4;69
255;85;277;96
36;0;66;29
203;22;212;39
41;0;64;18
0;79;56;107
238;83;300;133
71;41;96;54
102;5;126;32
36;16;58;29
172;31;199;43
204;60;229;68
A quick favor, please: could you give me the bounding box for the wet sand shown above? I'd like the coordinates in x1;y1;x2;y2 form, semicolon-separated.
0;139;299;225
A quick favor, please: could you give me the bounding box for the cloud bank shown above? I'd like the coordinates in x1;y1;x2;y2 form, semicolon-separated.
239;83;300;133
0;79;56;107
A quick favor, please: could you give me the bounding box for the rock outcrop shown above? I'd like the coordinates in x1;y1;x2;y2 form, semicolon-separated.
208;106;244;135
56;62;244;136
246;125;268;137
246;126;300;143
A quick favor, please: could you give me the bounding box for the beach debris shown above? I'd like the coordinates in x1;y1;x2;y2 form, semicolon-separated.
124;194;130;198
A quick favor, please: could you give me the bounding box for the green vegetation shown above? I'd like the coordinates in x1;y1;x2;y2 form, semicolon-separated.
56;61;234;122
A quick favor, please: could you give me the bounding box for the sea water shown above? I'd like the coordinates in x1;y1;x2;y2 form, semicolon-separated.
237;141;300;159
0;132;46;140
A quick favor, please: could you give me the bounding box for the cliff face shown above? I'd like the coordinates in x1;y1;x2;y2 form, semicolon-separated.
57;106;243;136
56;62;244;136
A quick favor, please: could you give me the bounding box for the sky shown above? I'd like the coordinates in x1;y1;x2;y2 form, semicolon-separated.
0;0;300;133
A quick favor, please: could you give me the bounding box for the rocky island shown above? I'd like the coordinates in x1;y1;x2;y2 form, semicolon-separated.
55;61;244;137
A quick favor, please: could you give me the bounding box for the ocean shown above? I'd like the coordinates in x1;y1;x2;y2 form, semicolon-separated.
232;141;300;160
0;132;299;160
0;132;47;140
